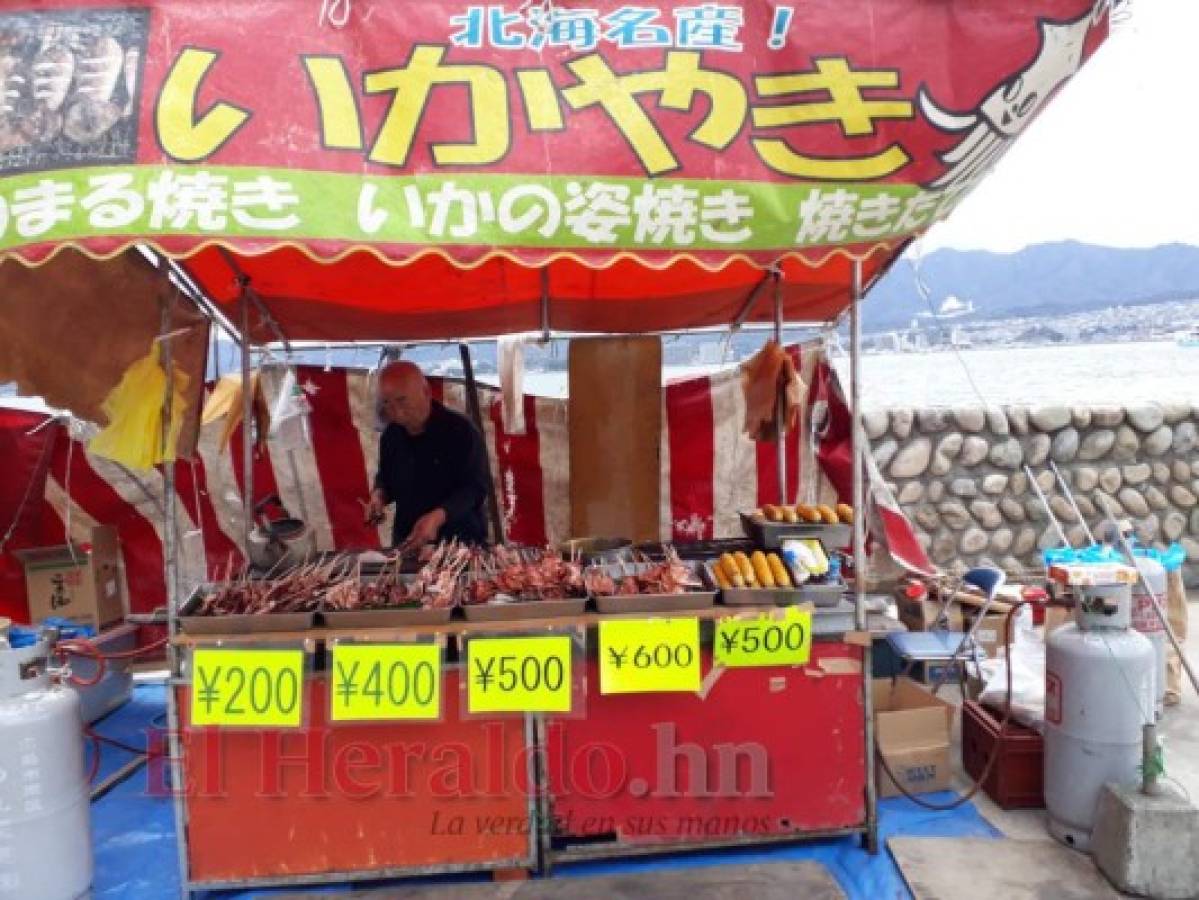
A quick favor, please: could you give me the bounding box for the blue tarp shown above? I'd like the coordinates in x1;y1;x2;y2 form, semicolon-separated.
90;685;1002;899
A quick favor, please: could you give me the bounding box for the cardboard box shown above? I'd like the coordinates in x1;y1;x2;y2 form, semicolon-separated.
873;678;955;798
15;526;125;630
896;589;963;634
966;610;1015;659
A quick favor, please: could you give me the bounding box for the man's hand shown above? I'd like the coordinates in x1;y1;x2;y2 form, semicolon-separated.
363;489;387;526
401;508;447;551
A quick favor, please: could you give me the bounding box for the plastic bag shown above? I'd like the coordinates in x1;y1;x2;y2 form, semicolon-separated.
90;342;189;470
977;606;1046;731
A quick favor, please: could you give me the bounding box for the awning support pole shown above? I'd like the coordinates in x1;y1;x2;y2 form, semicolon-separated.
459;343;506;545
239;283;254;557
850;258;878;853
159;288;178;613
773;271;786;506
539;268;551;344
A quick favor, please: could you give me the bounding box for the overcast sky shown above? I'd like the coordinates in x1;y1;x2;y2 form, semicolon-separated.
922;0;1196;253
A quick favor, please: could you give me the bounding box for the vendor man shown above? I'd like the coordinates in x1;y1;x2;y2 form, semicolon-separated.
366;361;492;549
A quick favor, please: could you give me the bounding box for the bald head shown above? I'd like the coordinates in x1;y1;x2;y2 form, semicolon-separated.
378;361;433;434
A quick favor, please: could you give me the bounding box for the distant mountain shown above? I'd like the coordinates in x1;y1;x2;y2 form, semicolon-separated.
863;241;1199;330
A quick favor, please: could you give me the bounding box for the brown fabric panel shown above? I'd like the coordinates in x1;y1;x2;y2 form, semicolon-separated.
0;249;208;457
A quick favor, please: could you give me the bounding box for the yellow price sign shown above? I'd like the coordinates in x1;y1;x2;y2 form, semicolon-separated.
714;607;812;668
190;648;304;728
467;636;573;714
598;618;700;694
330;643;441;722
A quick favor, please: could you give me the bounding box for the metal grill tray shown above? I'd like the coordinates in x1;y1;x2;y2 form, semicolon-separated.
321;607;454;629
591;561;715;614
177;591;318;635
739;513;852;550
462;597;588;621
702;560;846;608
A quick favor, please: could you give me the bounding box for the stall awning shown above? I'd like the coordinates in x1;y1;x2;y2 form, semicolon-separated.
0;0;1108;337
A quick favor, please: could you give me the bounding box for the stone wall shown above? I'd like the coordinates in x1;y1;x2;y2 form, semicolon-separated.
864;402;1199;580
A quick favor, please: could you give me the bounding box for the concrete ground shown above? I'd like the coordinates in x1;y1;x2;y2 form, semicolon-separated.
942;596;1199;897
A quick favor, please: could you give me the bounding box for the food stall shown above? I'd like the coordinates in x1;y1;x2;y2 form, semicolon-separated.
0;0;1110;893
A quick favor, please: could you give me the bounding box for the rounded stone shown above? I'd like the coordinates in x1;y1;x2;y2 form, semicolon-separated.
1078;430;1116;461
914;505;940;531
917;409;949;433
999;555;1026;574
1094;491;1122;519
1035;470;1057;494
1193;459;1199;478
930;453;953;477
1143;425;1173;456
991;528;1014;553
927;480;946;502
890;438;932;478
873;438;899;469
1075;496;1096;518
1000;497;1026;522
982;473;1009;495
1091;406;1125;428
989;438;1024;470
1174;460;1193;483
864;409;890;440
939;500;971;530
932;532;957;564
950;478;978;498
1191;508;1199;535
1173;422;1198;455
960;436;989;467
917;532;933;552
1013;527;1038;556
970;500;1002;529
1049;495;1078;524
1051;427;1080;463
954;408;986;433
1118;487;1150;518
891;408;914;440
1010;471;1028;495
1136;514;1161;544
1074;467;1099;492
1038;526;1063;551
1145;486;1169;511
960;527;989;554
1183;538;1199;562
1029;405;1071;432
936;433;964;460
1163;511;1187;541
1006;406;1030;436
1152;462;1172;485
1163;402;1192;425
1123;463;1152;485
1172;485;1199;508
1128;403;1165;433
897;481;925;505
1026;433;1051;466
1071;407;1092;429
1024;498;1047;522
986;407;1010;436
1099;467;1122;494
1113;426;1140;461
1066;526;1089;547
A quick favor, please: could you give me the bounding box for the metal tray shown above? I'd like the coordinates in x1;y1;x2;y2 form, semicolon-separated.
177;593;318;635
594;592;715;614
739;512;852;550
702;561;846;608
321;606;454;629
462;597;588;622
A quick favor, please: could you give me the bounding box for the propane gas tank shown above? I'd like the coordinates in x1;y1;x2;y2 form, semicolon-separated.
1044;583;1155;852
0;637;92;900
1131;556;1168;717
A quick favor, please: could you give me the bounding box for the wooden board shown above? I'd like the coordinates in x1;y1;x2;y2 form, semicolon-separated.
568;336;662;544
888;837;1122;900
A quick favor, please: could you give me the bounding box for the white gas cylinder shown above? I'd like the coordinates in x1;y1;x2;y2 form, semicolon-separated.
1131;556;1168;716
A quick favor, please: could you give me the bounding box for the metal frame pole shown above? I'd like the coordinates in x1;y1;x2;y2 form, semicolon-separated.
773;272;787;506
850;260;877;852
239;287;254;555
159;290;179;613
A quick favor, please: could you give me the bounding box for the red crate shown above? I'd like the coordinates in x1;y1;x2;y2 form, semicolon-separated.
961;700;1044;809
